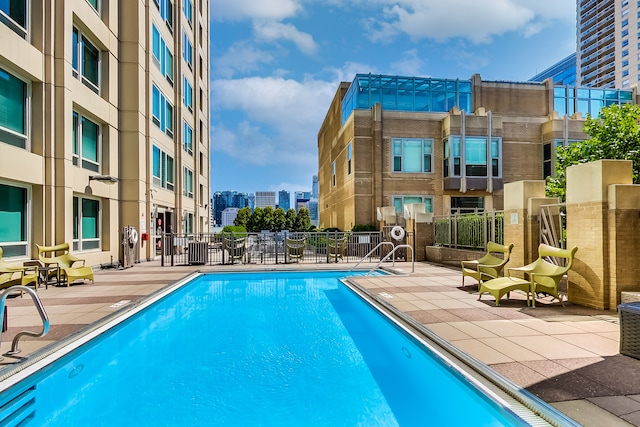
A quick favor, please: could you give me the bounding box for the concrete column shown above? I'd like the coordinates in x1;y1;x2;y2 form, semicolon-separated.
566;160;633;309
503;181;547;268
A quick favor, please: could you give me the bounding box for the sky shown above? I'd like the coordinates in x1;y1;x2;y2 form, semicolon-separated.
210;0;577;198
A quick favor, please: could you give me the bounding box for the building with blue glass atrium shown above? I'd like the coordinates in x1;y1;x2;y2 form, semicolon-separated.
318;73;636;231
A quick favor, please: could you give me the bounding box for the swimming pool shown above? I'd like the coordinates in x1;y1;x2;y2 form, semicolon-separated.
0;270;574;426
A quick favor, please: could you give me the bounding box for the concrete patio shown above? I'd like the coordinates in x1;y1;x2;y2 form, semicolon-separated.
0;259;638;426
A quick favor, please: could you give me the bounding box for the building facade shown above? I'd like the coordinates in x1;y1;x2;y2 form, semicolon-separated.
576;0;635;88
212;191;250;226
318;73;636;230
278;190;290;211
254;191;276;209
529;53;577;86
0;0;210;263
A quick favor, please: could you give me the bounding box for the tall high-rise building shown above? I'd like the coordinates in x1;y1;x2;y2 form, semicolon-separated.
311;175;319;199
0;1;210;263
529;53;577;86
576;0;626;88
278;190;290;211
212;191;250;225
254;191;276;209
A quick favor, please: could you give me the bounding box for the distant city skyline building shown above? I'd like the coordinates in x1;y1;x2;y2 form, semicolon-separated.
255;191;277;209
212;191;250;226
307;199;319;227
221;207;240;226
312;175;319;199
278;190;291;211
295;191;311;212
529;53;577;86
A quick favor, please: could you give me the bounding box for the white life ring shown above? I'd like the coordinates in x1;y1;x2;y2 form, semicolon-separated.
390;226;405;241
128;228;139;246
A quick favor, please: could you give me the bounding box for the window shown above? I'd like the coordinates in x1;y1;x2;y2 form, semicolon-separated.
183;76;193;111
152;24;174;83
183;121;193;155
623;59;629;67
623;69;630;77
152;145;175;190
73;196;100;251
443;136;501;178
183;167;193;198
347;143;352;175
0;182;28;257
332;161;336;187
0;0;27;37
623;19;629;27
622;29;629;37
87;0;99;13
199;23;203;46
183;31;193;69
544;139;582;178
157;0;174;31
183;0;192;26
0;67;28;149
392;138;432;172
392;196;433;215
72;112;101;172
72;28;100;93
451;197;484;214
183;211;193;233
152;84;174;137
623;39;629;48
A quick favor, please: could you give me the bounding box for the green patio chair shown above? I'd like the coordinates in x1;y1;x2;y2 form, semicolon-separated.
286;236;306;262
478;244;578;307
461;242;514;286
37;243;94;286
0;247;39;290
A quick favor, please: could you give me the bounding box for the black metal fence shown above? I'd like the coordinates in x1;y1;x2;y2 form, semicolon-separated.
433;210;504;250
160;231;411;266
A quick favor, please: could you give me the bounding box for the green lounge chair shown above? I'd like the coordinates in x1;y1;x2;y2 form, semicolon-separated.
478;244;578;307
286;237;306;262
224;235;246;263
37;243;94;286
461;242;514;286
0;247;39;290
327;235;348;262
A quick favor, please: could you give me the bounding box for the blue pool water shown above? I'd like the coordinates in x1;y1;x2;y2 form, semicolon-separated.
2;271;531;426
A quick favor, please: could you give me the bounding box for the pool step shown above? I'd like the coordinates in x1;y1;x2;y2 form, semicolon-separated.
0;384;36;427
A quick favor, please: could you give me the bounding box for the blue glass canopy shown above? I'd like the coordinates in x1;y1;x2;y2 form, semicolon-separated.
341;74;473;124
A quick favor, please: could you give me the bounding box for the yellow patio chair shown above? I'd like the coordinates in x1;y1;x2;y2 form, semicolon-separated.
461;242;514;286
327;234;348;261
478;244;578;307
224;235;246;263
286;236;306;262
37;243;94;286
0;247;39;290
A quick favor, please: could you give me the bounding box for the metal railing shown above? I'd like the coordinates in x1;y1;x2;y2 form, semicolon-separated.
160;231;415;267
0;286;50;359
433;210;504;250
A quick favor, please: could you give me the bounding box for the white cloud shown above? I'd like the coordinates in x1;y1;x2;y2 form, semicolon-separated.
360;0;574;44
389;49;428;76
213;42;275;78
253;21;319;55
211;76;337;167
211;0;301;21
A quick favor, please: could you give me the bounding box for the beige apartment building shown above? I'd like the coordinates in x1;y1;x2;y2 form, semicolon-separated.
0;0;210;264
318;73;637;231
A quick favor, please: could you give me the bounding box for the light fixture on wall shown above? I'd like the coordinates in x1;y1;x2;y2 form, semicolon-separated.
89;175;119;184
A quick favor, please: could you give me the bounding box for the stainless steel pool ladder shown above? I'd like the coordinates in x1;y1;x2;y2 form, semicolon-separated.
0;285;50;359
349;242;396;271
365;244;414;275
349;242;414;275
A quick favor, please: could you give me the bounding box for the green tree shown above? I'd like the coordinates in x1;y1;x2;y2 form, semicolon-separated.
234;207;251;229
284;208;296;231
272;208;286;231
261;206;275;231
547;103;640;200
294;207;311;231
248;207;263;232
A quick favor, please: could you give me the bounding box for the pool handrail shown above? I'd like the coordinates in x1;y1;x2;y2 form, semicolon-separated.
366;244;414;275
349;241;396;272
0;285;50;359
